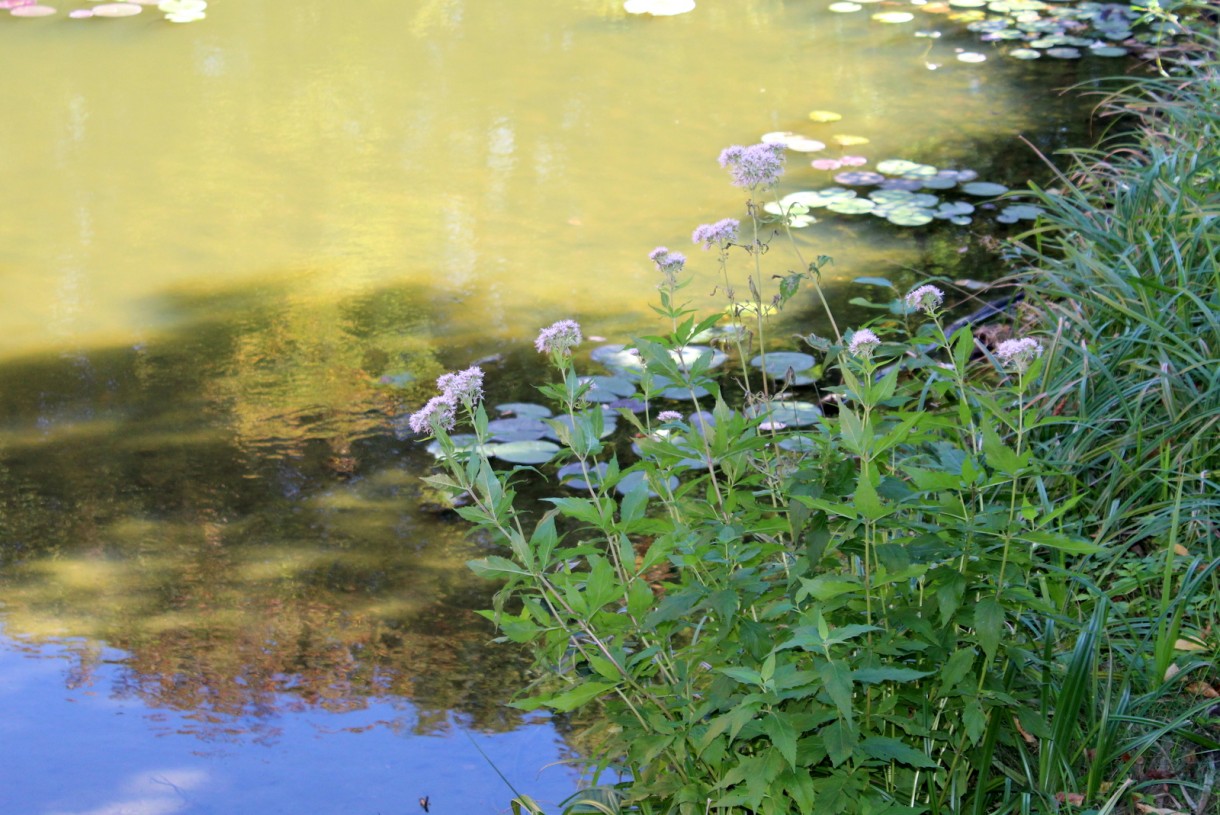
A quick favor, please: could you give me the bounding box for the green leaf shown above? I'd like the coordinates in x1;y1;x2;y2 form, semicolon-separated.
764;711;799;769
859;736;937;768
963;699;987;744
719;666;765;686
822;720;856;767
467;556;532;579
1019;531;1101;555
939;647;976;693
974;597;1004;662
512;681;618;712
817;659;855;720
852;667;933;684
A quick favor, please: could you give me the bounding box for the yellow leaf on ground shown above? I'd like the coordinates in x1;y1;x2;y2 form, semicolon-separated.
1187;681;1220;698
1174;637;1209;651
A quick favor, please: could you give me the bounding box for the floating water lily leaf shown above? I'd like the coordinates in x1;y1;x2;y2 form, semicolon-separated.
812;159;843;171
869;188;919;204
10;4;56;15
1089;45;1127;57
777;435;818;453
94;3;142;15
873;10;914;21
159;0;205;10
750;352;817;378
960;181;1008;196
879;178;925;192
885;209;935;226
834;170;885;186
544;411;618;441
671;345;728;370
827;198;877;214
165;9;205;21
615;470;679;497
808;110;843;123
486;417;550;442
1009;48;1042;59
853;276;895;288
652;376;711;400
1046;46;1082;58
876;159;934;177
786;137;827;153
492;440;561;465
591;343;644;372
833;134;871;146
558;461;608;490
783;188;857;208
749;400;822;427
496;403;551;420
426;434;497;461
761;130;800;144
840;155;868;166
933;201;975;218
999;204;1042;220
957;51;988;62
763;200;810;216
69;8;93;15
828;1;862;10
920;174;959;190
787;215;817;228
580;374;638;402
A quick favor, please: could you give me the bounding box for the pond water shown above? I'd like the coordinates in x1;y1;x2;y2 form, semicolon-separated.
0;0;1110;811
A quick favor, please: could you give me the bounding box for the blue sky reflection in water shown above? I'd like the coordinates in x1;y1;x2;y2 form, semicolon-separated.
0;632;580;814
0;0;1106;810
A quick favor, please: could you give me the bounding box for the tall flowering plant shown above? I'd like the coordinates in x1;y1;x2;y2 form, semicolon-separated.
409;145;1097;815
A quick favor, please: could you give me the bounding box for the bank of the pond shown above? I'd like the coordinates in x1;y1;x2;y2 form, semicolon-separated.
440;13;1220;815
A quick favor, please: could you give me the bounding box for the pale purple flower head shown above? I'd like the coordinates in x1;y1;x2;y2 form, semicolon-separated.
848;328;880;358
718;143;786;189
905;284;945;314
535;319;583;355
995;337;1044;373
691;218;739;249
408;395;456;435
657;410;683;423
649;247;687;277
437;365;484;405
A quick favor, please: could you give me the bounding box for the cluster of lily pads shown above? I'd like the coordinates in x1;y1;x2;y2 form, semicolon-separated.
761;152;1039;227
1;0;205;22
827;0;1182;62
418;343;825;473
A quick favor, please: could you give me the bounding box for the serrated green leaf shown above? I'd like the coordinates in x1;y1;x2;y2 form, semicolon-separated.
859;736;938;768
939;647;976;692
817;659;855;720
974;597;1004;662
512;680;618;712
764;712;799;769
852;667;933;684
822;720;856;767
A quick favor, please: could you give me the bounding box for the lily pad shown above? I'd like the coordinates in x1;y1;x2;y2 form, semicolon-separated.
785;137;827;153
591;343;645;372
671;345;728;370
812;159;844;171
492;440;561;465
827;198;877;214
165;9;205;21
828;1;862;10
10;4;56;15
872;10;914;21
1088;45;1128;57
615;470;679;497
651;376;712;400
1045;46;1082;58
933;201;975;218
998;203;1042;221
834;170;885;186
956;52;988;63
885;209;935;226
544;411;618;441
808;110;844;123
1009;48;1042;59
558;461;609;490
782;188;857;208
750;352;817;384
486;417;550;442
833;134;871;146
580;374;638;402
158;0;204;10
960;181;1009;196
748;400;823;427
426;435;497;461
879;178;926;192
876;159;934;177
496;402;553;419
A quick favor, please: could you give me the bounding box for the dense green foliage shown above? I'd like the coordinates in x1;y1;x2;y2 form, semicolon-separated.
416;19;1220;815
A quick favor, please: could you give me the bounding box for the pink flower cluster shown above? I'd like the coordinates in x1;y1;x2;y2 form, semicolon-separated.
407;365;485;435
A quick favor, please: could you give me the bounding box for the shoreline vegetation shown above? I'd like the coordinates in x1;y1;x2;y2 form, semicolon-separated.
411;6;1220;814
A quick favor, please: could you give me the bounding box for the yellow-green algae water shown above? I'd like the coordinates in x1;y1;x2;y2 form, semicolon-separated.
0;1;1099;811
